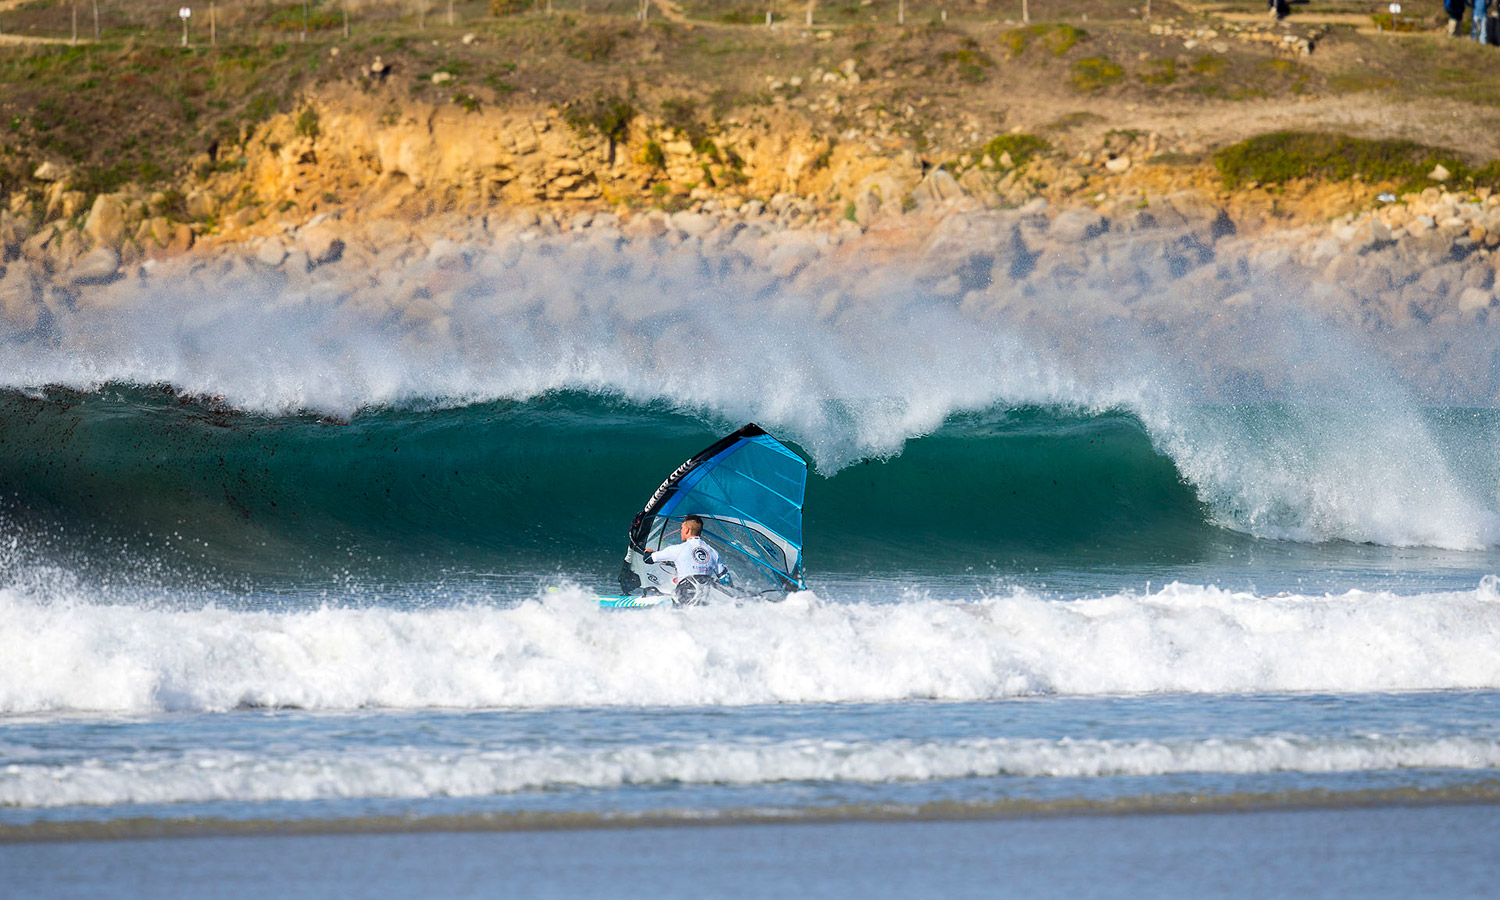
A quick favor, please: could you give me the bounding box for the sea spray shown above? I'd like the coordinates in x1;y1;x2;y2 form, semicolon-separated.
1;227;1498;558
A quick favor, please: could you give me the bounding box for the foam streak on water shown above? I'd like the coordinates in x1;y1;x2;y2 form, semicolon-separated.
5;734;1498;810
4;580;1500;715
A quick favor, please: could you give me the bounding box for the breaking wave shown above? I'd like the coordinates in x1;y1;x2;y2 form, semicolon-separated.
4;580;1500;715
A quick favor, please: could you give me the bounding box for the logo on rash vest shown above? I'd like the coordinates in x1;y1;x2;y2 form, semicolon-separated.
693;547;709;563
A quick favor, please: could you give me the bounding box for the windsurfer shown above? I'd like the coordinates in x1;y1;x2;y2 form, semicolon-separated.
644;514;730;605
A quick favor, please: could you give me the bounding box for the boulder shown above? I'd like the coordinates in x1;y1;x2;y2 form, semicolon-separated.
298;223;345;266
670;212;716;237
182;191;214;221
914;169;963;206
1457;286;1494;314
767;239;819;278
1348;218;1391;252
0;259;40;317
256;239;289;267
67;247;120;285
428;238;467;270
168;224;195;254
83;194;127;250
1051;209;1108;242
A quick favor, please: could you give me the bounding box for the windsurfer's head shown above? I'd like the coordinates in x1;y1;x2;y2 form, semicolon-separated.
681;515;704;538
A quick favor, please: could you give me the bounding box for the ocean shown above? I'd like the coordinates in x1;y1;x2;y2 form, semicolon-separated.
2;231;1500;895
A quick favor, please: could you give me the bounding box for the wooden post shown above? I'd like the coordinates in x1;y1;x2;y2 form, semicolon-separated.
806;0;814;26
343;0;350;37
898;0;905;25
92;0;99;40
301;0;308;40
71;3;77;44
449;0;455;25
1022;0;1029;24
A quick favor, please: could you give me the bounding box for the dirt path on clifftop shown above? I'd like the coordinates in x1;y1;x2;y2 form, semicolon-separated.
1016;93;1500;162
653;0;690;25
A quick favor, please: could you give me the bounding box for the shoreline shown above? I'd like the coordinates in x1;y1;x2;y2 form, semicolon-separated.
7;782;1500;843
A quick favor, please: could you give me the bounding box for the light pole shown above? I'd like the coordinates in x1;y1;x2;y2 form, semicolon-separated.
179;6;190;47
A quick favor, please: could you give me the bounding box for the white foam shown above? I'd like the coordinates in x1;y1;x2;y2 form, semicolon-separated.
4;580;1500;714
4;733;1497;810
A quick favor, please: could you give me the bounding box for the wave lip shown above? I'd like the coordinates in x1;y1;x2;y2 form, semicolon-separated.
5;735;1498;810
5;580;1500;714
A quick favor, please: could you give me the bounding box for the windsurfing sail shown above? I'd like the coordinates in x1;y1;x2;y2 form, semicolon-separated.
619;424;807;598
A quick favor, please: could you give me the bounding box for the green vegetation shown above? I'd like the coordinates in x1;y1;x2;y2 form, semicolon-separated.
266;2;342;33
1140;58;1177;86
563;93;635;144
294;106;320;139
940;48;994;84
1329;67;1399;93
983;133;1050;168
1190;54;1227;76
639;140;666;169
1070;57;1123;93
1213;132;1500;192
1370;13;1422;31
1001;24;1086;58
565;28;617;62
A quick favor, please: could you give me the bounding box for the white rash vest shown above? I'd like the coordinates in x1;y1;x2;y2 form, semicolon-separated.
650;537;726;582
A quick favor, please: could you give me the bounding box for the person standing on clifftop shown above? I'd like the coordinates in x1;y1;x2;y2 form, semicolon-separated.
1447;0;1469;36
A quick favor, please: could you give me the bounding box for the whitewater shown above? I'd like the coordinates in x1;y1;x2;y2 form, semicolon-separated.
2;226;1500;838
4;582;1500;715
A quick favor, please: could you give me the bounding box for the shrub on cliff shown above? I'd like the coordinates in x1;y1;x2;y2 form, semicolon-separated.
1071;57;1124;92
983;133;1050;169
1002;24;1087;58
1214;132;1476;191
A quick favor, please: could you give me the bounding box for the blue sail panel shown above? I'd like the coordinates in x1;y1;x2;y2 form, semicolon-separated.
624;425;808;595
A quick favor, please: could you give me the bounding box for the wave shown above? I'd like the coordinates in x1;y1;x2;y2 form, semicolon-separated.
0;390;1496;590
6;734;1498;810
4;580;1500;714
2;233;1498;557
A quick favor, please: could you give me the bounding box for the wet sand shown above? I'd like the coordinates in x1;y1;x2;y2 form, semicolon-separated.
7;803;1499;900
